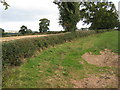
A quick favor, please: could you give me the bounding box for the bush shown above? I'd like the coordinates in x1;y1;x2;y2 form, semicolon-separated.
2;30;106;67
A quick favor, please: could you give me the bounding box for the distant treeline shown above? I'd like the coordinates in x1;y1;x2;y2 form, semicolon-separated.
2;31;68;37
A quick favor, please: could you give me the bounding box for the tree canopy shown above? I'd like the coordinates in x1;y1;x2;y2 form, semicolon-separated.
0;0;9;10
54;1;80;32
19;25;27;34
118;21;120;30
39;18;50;33
0;28;4;34
80;1;119;30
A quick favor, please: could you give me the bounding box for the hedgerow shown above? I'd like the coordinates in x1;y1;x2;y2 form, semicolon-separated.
2;30;111;67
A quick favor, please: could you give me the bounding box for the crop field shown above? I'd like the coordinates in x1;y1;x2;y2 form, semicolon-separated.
3;31;119;88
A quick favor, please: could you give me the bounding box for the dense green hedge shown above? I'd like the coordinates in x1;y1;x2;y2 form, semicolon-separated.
2;30;109;67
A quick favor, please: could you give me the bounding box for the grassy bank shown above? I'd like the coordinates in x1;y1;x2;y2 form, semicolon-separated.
3;31;119;88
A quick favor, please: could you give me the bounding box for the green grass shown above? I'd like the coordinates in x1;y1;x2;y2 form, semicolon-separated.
3;31;119;88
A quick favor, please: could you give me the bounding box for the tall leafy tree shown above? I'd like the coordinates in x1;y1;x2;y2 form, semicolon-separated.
80;1;119;30
39;18;50;33
54;1;80;32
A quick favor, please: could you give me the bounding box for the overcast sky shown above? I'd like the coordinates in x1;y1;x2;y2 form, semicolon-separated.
0;0;119;32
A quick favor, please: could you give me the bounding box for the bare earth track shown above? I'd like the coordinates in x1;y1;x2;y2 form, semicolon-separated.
0;33;69;42
0;35;49;42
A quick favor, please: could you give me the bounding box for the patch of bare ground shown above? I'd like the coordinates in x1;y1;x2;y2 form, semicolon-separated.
71;49;119;88
82;49;119;67
71;74;118;88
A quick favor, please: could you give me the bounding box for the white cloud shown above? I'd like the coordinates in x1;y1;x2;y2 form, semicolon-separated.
0;0;119;32
0;0;64;31
7;0;56;10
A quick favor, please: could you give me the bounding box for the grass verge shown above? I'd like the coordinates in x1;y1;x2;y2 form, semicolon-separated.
3;31;119;88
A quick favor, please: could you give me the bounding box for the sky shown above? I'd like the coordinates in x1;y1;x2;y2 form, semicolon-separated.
0;0;120;32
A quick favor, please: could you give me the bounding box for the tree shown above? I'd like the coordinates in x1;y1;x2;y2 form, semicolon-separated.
80;1;119;30
26;29;32;33
0;28;5;35
0;0;9;10
118;21;120;30
19;26;33;34
39;18;50;33
19;25;28;34
53;1;80;32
